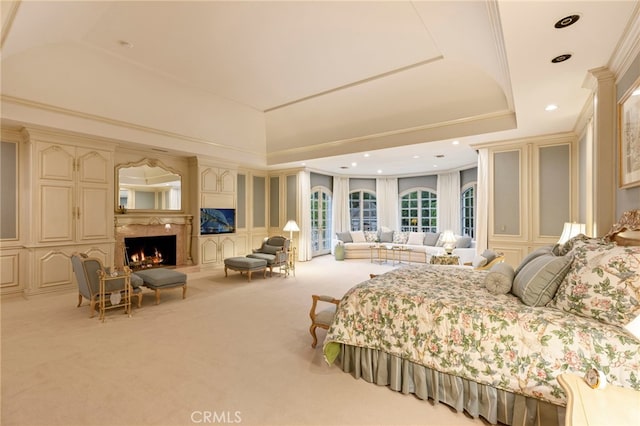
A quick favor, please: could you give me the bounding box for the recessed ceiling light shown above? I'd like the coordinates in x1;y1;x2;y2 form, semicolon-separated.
377;170;382;174
301;162;306;166
545;104;558;111
412;155;420;159
433;164;438;168
363;153;370;158
551;53;572;63
118;40;134;48
554;14;580;29
632;89;640;97
452;140;460;145
351;162;357;167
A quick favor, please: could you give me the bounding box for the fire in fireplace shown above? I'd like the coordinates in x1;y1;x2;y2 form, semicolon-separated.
124;235;177;270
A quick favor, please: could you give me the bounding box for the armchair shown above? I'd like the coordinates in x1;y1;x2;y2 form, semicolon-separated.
247;236;290;276
71;253;143;318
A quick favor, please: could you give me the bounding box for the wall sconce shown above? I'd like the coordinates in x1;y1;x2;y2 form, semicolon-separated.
558;222;585;244
165;223;172;231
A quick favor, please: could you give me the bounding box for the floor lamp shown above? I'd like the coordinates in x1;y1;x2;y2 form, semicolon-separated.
283;220;299;277
283;220;300;244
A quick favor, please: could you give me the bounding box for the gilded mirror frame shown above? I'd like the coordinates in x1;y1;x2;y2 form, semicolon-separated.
115;158;183;213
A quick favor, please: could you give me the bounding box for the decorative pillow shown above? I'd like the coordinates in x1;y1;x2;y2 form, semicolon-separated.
514;245;553;276
364;231;378;242
336;231;352;243
379;226;392;233
512;254;572;306
456;236;472;248
472;255;488;268
423;232;441;246
481;249;497;264
379;231;394;243
484;262;515;295
406;232;425;245
549;243;640;328
393;231;408;244
350;231;366;243
261;244;281;255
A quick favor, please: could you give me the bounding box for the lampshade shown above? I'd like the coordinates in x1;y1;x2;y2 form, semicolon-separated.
283;220;300;232
558;222;586;244
441;230;456;244
441;230;456;255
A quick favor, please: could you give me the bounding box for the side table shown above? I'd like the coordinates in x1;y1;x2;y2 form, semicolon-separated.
558;373;640;426
430;255;460;265
97;267;133;322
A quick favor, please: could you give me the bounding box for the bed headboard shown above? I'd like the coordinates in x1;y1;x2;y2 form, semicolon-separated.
605;209;640;246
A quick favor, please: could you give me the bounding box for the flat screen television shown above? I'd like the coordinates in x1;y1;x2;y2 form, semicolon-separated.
200;208;236;235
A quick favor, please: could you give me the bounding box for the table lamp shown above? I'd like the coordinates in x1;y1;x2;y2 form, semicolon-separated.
441;230;457;255
558;222;586;244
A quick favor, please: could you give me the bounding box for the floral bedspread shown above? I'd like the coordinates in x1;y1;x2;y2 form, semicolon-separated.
324;265;640;405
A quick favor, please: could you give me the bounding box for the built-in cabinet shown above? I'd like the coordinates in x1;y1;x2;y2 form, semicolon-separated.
24;129;115;294
195;160;243;267
481;134;576;265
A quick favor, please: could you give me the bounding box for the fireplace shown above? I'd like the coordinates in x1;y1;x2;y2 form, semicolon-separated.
124;235;177;270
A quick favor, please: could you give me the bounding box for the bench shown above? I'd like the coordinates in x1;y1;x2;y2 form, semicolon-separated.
224;257;268;282
133;269;187;305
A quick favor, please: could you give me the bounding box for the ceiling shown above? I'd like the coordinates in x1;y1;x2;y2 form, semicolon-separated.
1;1;639;176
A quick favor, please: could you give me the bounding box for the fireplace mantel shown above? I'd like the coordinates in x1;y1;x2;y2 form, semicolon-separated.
114;214;193;227
114;214;193;267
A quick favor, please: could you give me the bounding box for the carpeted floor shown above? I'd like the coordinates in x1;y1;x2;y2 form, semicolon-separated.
1;255;484;426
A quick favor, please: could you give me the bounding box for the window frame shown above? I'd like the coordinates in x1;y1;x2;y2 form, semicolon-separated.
398;187;438;233
348;189;377;231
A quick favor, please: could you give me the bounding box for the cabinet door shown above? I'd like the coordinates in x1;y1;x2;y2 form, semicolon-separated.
78;184;110;240
201;238;221;264
219;169;236;193
39;183;75;242
219;236;236;260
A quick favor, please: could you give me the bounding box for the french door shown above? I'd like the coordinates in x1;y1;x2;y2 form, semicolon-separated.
310;187;332;256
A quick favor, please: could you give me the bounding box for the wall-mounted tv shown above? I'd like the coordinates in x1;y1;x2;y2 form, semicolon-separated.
200;208;236;235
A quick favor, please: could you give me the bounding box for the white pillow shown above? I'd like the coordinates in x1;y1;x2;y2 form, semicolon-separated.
406;232;425;245
350;230;366;243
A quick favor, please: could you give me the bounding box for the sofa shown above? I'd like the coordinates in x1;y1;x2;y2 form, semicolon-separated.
334;230;476;265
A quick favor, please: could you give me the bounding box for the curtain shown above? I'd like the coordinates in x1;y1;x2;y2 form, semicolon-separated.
297;170;312;261
331;176;351;254
437;171;461;235
476;149;489;252
376;178;399;230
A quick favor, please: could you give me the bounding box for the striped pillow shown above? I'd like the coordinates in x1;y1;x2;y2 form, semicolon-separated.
511;255;572;306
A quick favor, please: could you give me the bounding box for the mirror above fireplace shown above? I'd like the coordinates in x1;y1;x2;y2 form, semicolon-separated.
116;158;182;212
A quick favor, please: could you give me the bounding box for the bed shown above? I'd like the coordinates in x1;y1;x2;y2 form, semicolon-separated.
323;213;640;426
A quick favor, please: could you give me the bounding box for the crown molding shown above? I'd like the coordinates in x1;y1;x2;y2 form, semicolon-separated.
609;1;640;80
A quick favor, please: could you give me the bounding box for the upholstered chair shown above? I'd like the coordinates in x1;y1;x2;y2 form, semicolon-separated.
247;236;290;276
309;295;340;348
71;253;143;317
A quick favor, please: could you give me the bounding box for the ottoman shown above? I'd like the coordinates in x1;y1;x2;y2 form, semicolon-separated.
133;268;187;305
224;257;267;282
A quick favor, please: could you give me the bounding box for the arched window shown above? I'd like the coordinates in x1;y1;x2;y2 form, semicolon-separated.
310;186;332;256
461;184;476;238
349;190;377;231
399;189;437;232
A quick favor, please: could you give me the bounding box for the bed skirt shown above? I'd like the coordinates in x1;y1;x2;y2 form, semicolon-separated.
337;344;565;426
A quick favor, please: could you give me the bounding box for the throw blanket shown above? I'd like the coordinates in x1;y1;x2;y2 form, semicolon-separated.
324;265;640;405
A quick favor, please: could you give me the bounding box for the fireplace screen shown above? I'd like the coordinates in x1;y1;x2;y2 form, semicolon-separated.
124;235;177;269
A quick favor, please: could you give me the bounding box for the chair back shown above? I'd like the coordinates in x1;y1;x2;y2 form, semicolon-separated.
71;253;103;298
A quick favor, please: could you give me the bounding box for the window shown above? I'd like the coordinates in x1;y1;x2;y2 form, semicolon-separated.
349;190;377;231
461;185;475;238
399;189;437;232
310;187;332;256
